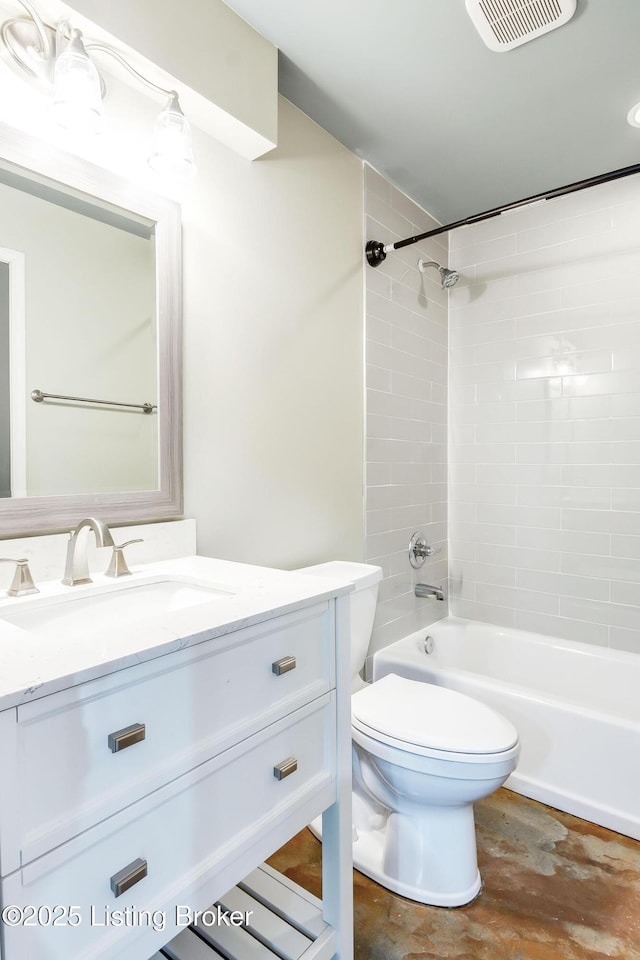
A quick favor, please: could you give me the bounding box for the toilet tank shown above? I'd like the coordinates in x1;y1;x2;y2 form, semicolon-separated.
295;561;382;687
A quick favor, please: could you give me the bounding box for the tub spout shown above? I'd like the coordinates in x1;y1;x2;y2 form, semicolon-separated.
415;582;446;601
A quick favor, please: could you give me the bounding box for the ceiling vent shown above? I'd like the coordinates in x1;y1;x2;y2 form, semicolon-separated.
465;0;577;52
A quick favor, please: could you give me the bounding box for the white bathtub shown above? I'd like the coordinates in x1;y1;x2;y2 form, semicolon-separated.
372;616;640;841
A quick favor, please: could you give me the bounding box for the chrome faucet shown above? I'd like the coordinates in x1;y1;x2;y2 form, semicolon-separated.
415;582;446;601
63;518;115;586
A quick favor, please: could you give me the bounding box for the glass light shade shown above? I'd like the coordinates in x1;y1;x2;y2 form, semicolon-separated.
628;101;640;128
51;29;103;135
148;92;196;179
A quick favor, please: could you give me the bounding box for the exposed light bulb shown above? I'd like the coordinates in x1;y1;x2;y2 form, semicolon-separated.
148;92;195;179
51;28;103;135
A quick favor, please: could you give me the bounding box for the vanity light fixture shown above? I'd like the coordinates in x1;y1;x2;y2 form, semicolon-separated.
0;0;196;178
51;28;103;134
148;91;195;178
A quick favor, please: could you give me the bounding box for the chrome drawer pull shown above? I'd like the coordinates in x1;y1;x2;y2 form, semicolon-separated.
273;757;298;780
272;655;296;676
108;723;146;753
110;858;148;898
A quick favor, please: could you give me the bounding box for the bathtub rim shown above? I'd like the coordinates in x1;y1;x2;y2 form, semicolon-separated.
419;615;640;668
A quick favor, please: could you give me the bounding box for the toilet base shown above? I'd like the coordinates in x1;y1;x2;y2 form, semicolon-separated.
351;818;482;907
309;811;483;908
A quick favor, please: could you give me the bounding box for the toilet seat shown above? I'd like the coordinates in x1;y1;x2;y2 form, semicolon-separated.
352;673;519;764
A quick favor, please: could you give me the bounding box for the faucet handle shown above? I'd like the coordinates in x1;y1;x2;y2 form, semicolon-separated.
409;532;435;568
105;540;143;579
0;558;40;597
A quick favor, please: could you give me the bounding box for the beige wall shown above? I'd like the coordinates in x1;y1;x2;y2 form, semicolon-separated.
182;98;365;568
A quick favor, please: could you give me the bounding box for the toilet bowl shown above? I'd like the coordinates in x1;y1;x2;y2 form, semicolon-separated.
351;673;518;905
296;561;520;907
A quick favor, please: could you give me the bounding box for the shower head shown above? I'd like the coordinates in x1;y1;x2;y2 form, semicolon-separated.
418;259;460;289
440;267;460;288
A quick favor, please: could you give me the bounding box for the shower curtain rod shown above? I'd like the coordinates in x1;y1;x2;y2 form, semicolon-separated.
365;161;640;268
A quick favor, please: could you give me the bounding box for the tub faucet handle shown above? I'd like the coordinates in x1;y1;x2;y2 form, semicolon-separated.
409;532;435;568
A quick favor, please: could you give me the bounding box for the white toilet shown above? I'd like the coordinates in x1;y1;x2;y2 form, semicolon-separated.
297;560;519;907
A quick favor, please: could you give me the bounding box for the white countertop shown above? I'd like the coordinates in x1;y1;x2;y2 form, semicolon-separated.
0;555;351;711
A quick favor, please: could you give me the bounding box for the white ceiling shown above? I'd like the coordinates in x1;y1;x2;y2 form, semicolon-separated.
222;0;640;224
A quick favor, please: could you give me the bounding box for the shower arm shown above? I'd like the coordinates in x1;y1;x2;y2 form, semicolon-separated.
366;161;640;267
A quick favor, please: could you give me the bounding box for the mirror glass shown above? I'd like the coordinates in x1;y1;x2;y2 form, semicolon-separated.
0;123;182;536
0;168;158;498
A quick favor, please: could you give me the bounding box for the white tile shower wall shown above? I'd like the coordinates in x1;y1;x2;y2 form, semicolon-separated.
364;164;448;657
449;176;640;653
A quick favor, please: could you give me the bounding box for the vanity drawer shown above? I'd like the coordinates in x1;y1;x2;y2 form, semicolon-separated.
13;602;335;865
3;694;336;960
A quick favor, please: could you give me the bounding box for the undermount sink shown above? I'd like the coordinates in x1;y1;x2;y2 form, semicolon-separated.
0;578;234;642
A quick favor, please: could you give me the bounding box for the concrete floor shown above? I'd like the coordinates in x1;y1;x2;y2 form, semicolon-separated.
267;789;640;960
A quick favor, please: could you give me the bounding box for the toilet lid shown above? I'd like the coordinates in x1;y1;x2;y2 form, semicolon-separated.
351;674;518;755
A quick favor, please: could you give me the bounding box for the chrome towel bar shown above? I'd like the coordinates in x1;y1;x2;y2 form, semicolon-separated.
31;388;156;414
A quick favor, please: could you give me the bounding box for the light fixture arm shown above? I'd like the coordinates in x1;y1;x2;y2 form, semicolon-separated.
1;0;55;82
7;0;51;58
1;3;174;99
83;41;174;99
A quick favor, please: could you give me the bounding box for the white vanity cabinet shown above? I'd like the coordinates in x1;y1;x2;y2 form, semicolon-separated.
0;568;353;960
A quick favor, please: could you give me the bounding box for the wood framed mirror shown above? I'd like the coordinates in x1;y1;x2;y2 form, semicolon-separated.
0;121;182;536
